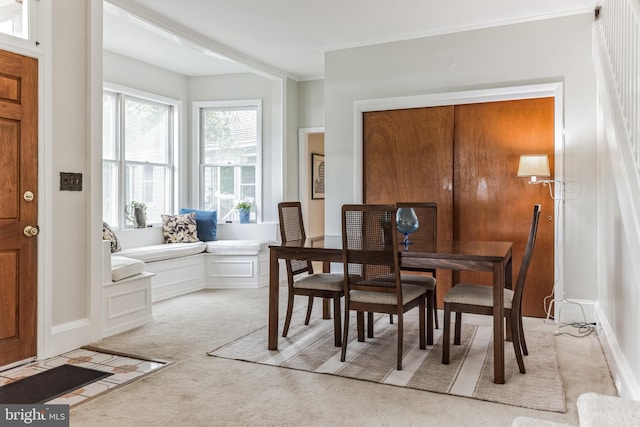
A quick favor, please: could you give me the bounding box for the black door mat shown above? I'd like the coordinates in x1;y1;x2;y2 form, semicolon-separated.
0;364;112;404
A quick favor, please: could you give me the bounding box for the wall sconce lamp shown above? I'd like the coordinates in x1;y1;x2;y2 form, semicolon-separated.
517;154;563;200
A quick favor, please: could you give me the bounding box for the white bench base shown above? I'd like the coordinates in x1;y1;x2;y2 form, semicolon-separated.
102;271;154;338
145;254;206;303
204;252;269;289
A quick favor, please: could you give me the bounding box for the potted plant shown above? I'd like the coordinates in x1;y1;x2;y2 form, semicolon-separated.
125;201;147;228
236;200;252;224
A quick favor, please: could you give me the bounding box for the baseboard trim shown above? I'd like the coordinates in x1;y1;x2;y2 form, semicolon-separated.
595;305;640;400
47;318;92;359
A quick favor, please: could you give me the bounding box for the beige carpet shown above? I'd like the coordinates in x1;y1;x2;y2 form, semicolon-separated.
208;309;565;413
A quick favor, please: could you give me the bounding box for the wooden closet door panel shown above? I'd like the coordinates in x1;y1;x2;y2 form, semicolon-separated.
363;106;453;211
453;98;555;318
363;106;455;298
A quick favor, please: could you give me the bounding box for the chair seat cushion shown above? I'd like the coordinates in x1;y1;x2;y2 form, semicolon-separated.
377;273;436;290
350;283;426;305
119;242;207;263
293;273;343;292
444;283;515;309
111;256;145;281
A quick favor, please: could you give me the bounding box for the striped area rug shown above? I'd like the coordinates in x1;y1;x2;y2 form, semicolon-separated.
208;310;565;413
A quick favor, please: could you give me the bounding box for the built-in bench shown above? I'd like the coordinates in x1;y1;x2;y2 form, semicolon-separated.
101;222;278;338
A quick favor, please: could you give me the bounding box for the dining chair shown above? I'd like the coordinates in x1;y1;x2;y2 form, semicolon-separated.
441;204;541;373
395;202;439;330
340;204;427;370
278;202;344;346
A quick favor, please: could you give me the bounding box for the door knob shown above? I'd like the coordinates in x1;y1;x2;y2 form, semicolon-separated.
24;225;39;237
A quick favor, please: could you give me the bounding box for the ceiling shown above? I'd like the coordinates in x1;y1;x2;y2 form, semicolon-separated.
103;0;597;81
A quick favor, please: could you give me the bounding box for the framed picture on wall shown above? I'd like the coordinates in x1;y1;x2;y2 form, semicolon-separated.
311;153;325;200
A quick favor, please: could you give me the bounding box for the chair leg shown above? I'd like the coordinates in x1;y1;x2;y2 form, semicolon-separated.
282;291;295;338
454;312;462;345
333;296;342;347
419;300;426;350
357;311;365;342
433;284;439;329
442;303;451;364
340;304;350;362
511;313;526;374
426;291;434;346
519;310;528;356
367;312;374;338
389;313;394;324
397;312;404;370
304;296;314;325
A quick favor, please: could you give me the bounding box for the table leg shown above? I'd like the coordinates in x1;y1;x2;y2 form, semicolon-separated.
268;249;280;350
322;260;331;319
493;261;505;384
505;257;513;342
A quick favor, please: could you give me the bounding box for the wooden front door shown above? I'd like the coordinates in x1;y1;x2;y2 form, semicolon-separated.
363;98;554;317
0;49;38;367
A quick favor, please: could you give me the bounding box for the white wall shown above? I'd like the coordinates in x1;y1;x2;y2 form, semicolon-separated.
50;1;90;326
593;18;640;398
298;79;324;129
324;13;597;310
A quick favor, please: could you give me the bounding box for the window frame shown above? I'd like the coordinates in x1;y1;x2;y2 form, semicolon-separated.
193;99;263;223
0;0;37;45
103;82;180;229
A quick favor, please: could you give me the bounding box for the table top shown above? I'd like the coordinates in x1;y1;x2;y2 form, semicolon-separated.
270;235;512;262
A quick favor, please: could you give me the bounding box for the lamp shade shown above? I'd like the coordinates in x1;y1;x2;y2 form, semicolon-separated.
517;154;550;178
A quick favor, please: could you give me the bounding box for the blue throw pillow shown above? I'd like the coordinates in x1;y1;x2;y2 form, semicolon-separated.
179;208;217;241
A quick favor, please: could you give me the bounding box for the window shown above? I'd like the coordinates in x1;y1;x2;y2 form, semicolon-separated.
197;100;261;223
0;0;29;39
103;86;177;228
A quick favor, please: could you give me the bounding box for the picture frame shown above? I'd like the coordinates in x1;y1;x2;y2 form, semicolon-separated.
311;153;325;200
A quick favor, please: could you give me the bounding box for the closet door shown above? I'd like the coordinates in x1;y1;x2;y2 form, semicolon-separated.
363;98;554;317
363;106;455;296
453;98;555;317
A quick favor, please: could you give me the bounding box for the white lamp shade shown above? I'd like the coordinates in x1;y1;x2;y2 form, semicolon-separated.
517;154;550;178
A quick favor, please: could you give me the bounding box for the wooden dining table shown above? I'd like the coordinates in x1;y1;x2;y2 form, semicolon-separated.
268;235;513;384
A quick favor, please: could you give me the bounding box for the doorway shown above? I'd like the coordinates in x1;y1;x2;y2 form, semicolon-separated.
298;127;325;239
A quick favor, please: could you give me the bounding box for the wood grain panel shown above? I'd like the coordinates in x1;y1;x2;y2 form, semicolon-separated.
0;74;19;103
453;98;555;317
0;252;18;340
363;106;455;295
363;106;454;224
0;119;19;219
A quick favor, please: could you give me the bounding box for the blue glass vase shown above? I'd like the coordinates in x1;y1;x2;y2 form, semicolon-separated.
396;207;419;245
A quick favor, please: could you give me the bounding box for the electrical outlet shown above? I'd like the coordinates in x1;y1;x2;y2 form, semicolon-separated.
60;172;83;191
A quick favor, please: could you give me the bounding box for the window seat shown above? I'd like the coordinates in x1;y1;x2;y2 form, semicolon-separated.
119;242;208;263
100;222;278;339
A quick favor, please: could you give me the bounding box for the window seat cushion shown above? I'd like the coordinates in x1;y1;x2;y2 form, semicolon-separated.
118;242;207;263
111;256;146;282
205;240;271;255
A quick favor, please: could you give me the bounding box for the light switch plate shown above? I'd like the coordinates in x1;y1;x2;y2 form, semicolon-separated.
60;172;83;191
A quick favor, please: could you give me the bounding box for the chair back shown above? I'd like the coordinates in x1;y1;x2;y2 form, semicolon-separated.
341;204;401;297
277;202;313;278
512;204;542;313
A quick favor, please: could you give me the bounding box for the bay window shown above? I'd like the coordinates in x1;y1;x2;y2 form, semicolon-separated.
103;86;178;228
